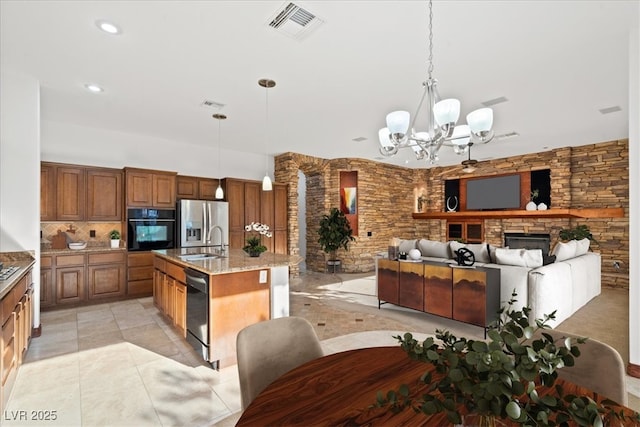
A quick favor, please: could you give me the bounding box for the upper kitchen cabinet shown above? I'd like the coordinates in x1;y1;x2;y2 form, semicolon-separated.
176;175;218;201
56;166;85;221
86;167;123;221
41;162;123;222
40;164;56;221
125;168;176;208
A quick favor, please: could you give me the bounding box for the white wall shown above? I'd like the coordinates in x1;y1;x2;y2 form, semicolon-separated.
41;120;273;181
0;69;41;328
628;25;639;374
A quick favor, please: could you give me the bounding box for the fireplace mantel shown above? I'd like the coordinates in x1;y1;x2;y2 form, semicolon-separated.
412;208;624;220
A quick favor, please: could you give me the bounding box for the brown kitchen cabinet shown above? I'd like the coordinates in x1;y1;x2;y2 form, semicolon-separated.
260;183;288;254
41;162;123;221
153;256;186;337
39;255;55;308
177;175;219;201
86;167;123;221
55;254;86;305
125;167;176;208
225;178;247;250
56;166;85;221
40;164;56;221
87;251;126;299
1;267;34;413
127;252;155;297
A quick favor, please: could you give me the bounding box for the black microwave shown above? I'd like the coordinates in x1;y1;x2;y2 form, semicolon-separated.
127;208;176;251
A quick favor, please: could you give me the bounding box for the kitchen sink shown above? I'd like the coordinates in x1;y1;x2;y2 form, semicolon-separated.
178;253;219;261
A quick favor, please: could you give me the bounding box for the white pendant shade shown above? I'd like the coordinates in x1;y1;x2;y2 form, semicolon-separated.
215;184;224;199
262;175;272;191
467;108;493;133
433;98;461;125
378;127;394;148
386;111;410;135
451;125;471;146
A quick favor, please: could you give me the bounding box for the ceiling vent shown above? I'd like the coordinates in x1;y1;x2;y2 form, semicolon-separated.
481;96;509;107
201;99;225;110
268;2;324;40
599;106;622;114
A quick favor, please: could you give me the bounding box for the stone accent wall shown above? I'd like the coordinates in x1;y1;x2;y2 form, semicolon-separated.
275;139;629;288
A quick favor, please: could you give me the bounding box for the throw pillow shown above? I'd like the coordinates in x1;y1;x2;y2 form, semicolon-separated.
495;248;544;268
417;239;450;258
552;240;577;262
575;238;590;256
542;254;557;265
488;244;503;264
449;241;465;259
398;239;417;253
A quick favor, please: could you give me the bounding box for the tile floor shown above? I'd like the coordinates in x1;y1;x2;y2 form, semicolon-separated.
3;271;639;426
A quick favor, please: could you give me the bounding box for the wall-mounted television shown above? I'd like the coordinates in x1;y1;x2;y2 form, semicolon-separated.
466;174;521;210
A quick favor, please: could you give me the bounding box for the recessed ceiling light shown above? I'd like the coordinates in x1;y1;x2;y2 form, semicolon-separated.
85;84;104;93
95;19;122;35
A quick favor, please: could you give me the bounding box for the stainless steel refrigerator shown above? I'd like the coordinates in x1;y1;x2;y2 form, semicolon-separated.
176;200;229;249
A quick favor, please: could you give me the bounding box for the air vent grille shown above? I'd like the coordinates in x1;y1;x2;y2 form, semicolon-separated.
201;100;225;110
268;2;324;40
599;106;622;114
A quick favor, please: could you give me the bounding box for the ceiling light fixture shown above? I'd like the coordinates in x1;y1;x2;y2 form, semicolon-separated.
259;78;276;191
84;83;104;93
378;0;495;164
212;113;227;199
95;19;122;35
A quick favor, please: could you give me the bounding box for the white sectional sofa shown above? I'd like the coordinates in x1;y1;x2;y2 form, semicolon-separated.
392;238;601;327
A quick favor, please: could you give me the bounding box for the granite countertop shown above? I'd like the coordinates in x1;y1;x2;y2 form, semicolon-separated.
0;251;36;300
41;245;127;255
153;248;302;276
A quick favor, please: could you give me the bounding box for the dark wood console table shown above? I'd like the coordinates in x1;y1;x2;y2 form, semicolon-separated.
377;259;500;332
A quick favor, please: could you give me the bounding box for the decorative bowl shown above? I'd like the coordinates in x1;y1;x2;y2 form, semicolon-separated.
68;242;87;250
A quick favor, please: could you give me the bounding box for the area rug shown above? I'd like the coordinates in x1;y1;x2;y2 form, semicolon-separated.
319;275;376;296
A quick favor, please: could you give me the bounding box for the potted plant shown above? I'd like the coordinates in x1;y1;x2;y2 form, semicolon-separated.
243;222;271;257
109;230;120;249
559;224;597;244
317;207;355;273
375;292;639;426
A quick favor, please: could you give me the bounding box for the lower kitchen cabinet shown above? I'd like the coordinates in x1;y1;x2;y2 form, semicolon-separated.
40;250;127;309
1;267;34;414
153;256;186;337
127;252;155;297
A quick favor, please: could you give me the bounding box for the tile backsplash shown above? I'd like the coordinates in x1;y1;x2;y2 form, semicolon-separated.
41;222;123;247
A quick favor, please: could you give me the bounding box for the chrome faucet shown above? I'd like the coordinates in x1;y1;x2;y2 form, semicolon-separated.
207;225;226;252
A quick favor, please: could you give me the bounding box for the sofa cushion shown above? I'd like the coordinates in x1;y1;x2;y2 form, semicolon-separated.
553;240;577;261
450;241;491;263
575;238;590;256
398;239;417;253
495;248;543;268
417;239;450;258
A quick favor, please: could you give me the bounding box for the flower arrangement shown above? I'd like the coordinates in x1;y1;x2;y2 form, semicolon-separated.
375;292;640;426
243;222;271;256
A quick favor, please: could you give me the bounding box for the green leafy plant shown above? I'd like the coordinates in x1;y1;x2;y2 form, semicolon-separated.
109;230;120;240
317;207;355;260
242;222;270;255
375;291;639;426
558;224;597;243
530;189;539;201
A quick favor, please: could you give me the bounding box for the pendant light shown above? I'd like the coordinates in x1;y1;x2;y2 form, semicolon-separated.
212;113;227;199
259;78;276;191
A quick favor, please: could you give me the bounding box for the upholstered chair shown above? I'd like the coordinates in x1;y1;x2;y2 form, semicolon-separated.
531;329;627;406
236;316;324;410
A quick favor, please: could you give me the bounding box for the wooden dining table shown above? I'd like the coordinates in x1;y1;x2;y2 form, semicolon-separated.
236;346;639;426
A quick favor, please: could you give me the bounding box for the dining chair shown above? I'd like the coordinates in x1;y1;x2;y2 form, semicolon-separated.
530;329;628;406
236;316;324;410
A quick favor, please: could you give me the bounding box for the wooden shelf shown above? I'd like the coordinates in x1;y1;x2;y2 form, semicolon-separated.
412;208;624;220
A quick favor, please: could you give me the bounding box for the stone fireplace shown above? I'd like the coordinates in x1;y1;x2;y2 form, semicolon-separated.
504;233;551;257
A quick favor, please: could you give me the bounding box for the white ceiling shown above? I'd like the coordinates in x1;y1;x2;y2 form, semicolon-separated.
1;1;638;169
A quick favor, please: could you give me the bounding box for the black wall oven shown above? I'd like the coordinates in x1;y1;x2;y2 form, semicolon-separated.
127;208;176;251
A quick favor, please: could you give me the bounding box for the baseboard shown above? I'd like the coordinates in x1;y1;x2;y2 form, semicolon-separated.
628;362;640;378
32;325;42;337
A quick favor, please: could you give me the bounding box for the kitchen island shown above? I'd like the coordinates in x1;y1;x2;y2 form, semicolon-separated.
152;248;301;369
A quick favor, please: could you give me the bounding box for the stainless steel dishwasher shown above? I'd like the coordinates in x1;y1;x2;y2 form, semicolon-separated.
185;268;213;367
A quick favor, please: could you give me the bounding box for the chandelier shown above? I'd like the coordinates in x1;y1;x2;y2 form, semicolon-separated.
378;0;495;164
